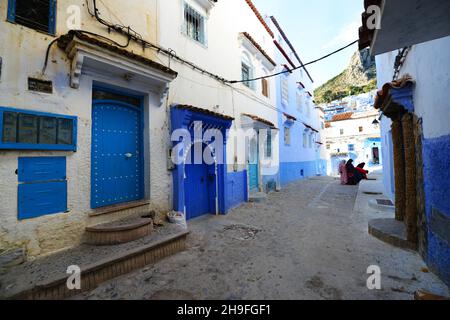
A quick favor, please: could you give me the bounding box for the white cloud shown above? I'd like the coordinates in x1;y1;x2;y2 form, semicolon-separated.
322;20;360;50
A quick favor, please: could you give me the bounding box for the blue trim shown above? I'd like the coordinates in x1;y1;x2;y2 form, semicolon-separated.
0;107;77;151
390;84;415;113
7;0;15;22
48;0;57;35
6;0;57;35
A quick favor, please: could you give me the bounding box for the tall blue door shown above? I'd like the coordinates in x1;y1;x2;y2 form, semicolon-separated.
184;144;216;220
248;136;259;192
91;101;143;208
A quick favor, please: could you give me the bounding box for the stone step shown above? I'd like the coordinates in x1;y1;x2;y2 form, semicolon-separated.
0;225;189;300
85;216;154;246
249;192;267;203
368;218;417;251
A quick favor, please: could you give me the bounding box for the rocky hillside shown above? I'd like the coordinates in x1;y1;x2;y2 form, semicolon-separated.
314;48;377;104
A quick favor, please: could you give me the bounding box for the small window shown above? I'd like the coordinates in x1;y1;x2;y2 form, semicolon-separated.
284;126;291;145
348;144;355;152
296;92;303;113
183;2;206;45
266;130;272;158
303;132;308;148
0;108;77;151
326;144;331;150
262;78;269;98
7;0;57;35
340;129;344;135
242;62;252;89
306;99;311;117
359;126;364;132
281;77;289;106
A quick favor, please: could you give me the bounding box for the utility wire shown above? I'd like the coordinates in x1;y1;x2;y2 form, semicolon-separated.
227;40;359;84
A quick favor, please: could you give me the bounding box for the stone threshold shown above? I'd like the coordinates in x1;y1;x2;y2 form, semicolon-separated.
89;200;151;217
1;225;189;300
369;218;417;251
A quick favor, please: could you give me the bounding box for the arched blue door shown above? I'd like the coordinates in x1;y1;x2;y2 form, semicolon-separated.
91;100;143;208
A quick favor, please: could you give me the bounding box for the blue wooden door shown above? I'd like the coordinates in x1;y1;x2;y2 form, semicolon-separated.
248;136;259;192
91;101;143;208
184;144;214;219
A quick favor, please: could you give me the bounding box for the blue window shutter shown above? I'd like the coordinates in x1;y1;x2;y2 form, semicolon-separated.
18;157;66;183
18;181;67;220
48;0;57;35
7;0;16;22
17;157;68;220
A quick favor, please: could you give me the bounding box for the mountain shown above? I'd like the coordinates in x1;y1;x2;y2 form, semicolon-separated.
314;48;377;104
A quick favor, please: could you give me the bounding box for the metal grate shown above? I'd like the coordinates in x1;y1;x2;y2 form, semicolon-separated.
15;0;51;33
377;199;394;206
183;3;206;45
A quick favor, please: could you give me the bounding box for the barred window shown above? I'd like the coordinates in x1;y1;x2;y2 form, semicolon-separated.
7;0;57;35
183;3;206;45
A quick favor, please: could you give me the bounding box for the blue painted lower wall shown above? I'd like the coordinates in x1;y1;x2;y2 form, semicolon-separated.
422;134;450;286
225;170;248;212
280;160;327;186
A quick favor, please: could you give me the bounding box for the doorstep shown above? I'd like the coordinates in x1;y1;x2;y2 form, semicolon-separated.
0;224;189;300
368;218;417;251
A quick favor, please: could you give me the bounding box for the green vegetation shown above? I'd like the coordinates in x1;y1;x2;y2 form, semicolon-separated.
314;49;377;104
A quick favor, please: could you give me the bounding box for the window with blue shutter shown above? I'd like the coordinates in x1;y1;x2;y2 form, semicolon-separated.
18;157;68;220
0;107;77;151
7;0;57;35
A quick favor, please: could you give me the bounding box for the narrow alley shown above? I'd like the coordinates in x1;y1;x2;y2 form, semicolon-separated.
74;176;449;300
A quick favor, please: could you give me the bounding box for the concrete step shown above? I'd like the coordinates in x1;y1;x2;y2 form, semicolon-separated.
249;192;267;203
85;216;154;246
368;218;417;251
0;225;189;300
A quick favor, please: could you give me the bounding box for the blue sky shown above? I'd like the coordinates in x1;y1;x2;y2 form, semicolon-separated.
252;0;364;88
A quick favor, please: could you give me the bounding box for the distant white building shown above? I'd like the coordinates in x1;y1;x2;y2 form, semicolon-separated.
324;110;381;176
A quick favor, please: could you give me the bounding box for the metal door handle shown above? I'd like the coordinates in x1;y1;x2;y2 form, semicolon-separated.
125;153;133;158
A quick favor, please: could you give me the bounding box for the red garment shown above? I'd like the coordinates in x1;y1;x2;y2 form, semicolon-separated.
355;167;369;180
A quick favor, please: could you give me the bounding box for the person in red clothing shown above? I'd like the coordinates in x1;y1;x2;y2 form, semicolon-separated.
356;163;369;180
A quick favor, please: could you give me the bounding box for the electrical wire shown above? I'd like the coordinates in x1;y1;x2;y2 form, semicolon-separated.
227;39;359;84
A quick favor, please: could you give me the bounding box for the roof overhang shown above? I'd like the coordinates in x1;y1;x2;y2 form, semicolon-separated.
361;0;450;55
239;33;277;71
57;32;177;101
241;113;277;130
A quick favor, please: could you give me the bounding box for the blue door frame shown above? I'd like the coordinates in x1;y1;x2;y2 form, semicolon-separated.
171;106;233;219
91;98;145;209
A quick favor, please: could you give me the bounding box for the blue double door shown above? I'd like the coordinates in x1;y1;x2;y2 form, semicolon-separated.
91;100;143;209
184;143;217;220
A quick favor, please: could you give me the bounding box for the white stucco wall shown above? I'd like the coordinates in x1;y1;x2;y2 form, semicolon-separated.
158;0;280;176
375;35;450;199
0;0;281;257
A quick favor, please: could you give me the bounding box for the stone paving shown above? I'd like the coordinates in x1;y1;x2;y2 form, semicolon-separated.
74;176;450;300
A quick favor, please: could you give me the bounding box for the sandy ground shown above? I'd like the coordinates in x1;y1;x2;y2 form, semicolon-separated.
74;176;449;300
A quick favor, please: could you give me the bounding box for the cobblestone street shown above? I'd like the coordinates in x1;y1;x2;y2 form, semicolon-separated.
75;177;449;300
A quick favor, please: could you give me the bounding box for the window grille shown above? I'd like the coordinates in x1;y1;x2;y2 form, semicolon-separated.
8;0;56;34
183;3;206;45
